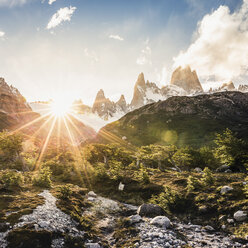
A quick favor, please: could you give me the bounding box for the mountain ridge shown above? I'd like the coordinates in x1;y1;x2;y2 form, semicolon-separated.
97;91;248;147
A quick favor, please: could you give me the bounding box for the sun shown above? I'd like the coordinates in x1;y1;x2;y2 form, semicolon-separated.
50;99;72;117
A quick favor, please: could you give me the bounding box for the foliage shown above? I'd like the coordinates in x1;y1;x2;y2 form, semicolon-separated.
201;167;214;186
93;162;110;181
136;145;177;169
84;143;133;167
33;167;52;188
0;131;24;170
186;175;201;192
172;147;193;169
0;170;23;188
150;186;188;213
135;164;150;184
214;128;248;171
59;184;72;200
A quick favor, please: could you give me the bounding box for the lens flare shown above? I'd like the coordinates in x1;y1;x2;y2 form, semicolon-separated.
50;99;72;117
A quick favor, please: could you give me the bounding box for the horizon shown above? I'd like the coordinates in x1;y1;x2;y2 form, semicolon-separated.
0;0;248;105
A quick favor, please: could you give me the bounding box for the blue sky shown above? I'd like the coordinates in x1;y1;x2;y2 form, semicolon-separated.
0;0;246;104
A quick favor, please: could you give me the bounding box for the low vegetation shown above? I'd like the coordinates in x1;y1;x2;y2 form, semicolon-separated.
0;128;247;242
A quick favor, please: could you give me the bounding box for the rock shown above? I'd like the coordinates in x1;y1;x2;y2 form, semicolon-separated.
216;164;229;172
199;205;208;213
234;211;247;222
137;203;165;217
128;215;143;225
170;65;203;93
85;243;101;248
222;224;226;229
88;191;97;197
204;225;214;232
219;215;226;221
88;197;96;202
0;223;9;232
194;167;202;173
227;219;234;224
150;216;171;228
220;186;233;194
118;182;124;191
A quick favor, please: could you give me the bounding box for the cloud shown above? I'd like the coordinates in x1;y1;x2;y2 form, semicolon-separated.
173;0;248;81
0;0;29;7
109;34;124;41
0;31;5;38
48;0;56;4
136;39;152;65
47;6;76;30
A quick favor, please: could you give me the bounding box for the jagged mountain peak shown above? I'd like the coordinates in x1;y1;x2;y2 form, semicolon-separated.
170;65;203;93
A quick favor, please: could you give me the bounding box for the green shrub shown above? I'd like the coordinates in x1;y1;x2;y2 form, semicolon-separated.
1;170;23;188
150;186;188;213
201;167;214;186
33;167;52;188
136;164;150;184
59;184;72;200
186;175;201;192
93;162;109;181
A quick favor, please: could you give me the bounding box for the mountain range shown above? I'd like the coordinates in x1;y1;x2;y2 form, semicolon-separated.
76;66;248;122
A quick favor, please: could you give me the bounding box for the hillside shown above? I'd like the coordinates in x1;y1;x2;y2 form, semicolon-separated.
97;91;248;147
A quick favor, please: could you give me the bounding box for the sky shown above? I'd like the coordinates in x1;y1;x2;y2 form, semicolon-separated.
0;0;247;105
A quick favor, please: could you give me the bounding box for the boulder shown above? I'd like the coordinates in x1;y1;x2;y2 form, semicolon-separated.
88;191;97;197
227;219;234;224
137;203;165;217
85;243;101;248
194;167;202;173
220;186;233;194
128;214;143;225
150;216;171;228
216;165;229;172
234;211;247;222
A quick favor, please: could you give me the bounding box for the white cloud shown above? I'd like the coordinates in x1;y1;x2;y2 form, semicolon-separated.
109;34;124;41
48;0;56;4
47;6;76;30
136;40;152;65
0;31;5;38
173;0;248;81
0;0;29;7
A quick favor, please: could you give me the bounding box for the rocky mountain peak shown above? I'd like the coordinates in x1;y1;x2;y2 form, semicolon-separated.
116;94;127;113
220;81;235;91
135;72;146;89
170;66;203;93
92;89;116;119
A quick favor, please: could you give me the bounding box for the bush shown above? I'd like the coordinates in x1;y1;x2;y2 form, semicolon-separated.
150;186;188;213
1;170;23;188
214;128;248;171
33;167;52;188
59;184;72;200
186;175;201;192
93;162;109;181
201;167;214;186
136;164;150;184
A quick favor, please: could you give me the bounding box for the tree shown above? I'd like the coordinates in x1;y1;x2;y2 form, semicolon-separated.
0;131;23;170
214;129;248;171
172;148;193;169
201;167;214;186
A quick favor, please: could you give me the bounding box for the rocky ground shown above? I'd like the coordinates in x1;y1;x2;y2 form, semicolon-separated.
0;189;246;248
